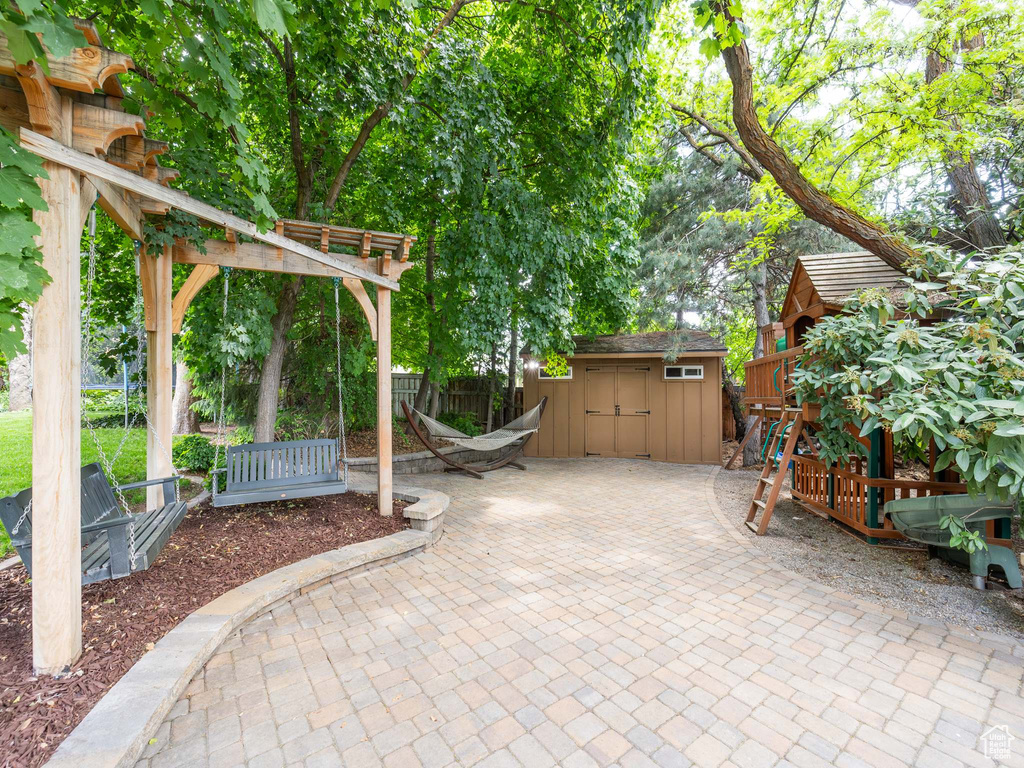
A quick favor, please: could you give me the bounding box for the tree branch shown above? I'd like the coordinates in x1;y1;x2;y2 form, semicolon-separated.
710;4;920;270
323;0;471;212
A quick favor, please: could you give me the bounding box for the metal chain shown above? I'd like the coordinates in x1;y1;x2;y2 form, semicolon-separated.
212;268;232;490
79;232;181;569
80;217;138;525
332;278;349;484
128;519;138;570
10;500;31;537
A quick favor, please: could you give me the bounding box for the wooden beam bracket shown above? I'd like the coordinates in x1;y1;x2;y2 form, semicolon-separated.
171;264;219;333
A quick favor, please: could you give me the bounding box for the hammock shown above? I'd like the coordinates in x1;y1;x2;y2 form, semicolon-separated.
410;402;545;451
401;397;548;479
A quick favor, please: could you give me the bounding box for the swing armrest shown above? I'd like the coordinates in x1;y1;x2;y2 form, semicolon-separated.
116;476;180;491
117;475;179;505
81;515;135;534
211;468;226;495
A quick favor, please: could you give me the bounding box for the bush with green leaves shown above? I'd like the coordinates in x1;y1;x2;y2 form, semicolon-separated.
793;246;1024;550
231;425;255;445
437;411;482;437
172;434;217;473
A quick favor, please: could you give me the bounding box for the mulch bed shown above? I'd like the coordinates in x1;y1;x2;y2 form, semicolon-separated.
0;492;408;768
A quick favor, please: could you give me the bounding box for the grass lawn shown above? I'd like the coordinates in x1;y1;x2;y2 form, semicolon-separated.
0;410;157;558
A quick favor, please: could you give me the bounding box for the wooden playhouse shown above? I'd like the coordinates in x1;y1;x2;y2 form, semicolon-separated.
736;252;1013;547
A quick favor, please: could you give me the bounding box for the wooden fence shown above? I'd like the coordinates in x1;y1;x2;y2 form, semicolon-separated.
790;454;969;540
392;373;523;425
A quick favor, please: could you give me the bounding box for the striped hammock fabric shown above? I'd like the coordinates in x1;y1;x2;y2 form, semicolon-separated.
409;402;545;451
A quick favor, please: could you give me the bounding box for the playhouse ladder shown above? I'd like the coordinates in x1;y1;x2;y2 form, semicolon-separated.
746;409;804;535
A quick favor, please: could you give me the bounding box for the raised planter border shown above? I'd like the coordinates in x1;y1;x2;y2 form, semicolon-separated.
45;481;449;768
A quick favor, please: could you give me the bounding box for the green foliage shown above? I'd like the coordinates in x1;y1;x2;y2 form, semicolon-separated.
939;514;987;554
793;246;1024;507
0;128;50;358
692;0;746;60
231;425;255;445
0;0;299;357
172;433;217;473
437;411;482;437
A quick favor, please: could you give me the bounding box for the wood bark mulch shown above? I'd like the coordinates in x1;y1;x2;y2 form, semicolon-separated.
0;492;408;768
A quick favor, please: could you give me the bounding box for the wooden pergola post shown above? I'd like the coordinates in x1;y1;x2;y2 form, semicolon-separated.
377;260;393;516
31;94;83;675
143;244;174;506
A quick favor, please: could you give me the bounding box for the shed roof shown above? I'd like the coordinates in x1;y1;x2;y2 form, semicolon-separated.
798;251;906;304
522;330;726;358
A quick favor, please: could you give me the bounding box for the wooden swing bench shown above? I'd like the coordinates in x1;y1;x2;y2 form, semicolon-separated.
212;438;348;507
0;463;187;585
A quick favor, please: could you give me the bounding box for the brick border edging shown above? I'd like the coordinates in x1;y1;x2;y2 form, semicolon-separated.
704;467;1024;658
45;481;450;768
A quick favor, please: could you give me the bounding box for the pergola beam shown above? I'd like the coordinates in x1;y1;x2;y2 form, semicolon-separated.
20;128;400;290
173;240;387;338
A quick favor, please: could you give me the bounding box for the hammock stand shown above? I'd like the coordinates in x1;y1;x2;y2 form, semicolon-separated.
401;396;548;479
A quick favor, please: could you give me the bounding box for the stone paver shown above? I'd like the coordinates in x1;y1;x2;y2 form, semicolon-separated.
137;460;1024;768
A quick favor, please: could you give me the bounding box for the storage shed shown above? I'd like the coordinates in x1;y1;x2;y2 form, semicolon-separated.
521;331;726;465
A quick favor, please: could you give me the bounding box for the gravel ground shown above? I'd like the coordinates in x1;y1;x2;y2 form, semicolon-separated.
716;466;1024;642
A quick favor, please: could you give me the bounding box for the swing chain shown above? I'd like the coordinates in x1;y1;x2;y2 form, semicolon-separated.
212;267;232;490
10;500;31;537
332;277;349;483
80;217;142;532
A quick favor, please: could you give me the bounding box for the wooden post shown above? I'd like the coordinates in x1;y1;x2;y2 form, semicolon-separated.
144;244;174;507
31;95;82;675
377;278;392;516
866;427;883;545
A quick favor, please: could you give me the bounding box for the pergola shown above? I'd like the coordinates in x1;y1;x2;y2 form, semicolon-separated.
1;20;415;675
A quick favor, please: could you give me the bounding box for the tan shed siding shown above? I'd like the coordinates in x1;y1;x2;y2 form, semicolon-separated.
649;370;667;462
524;355;722;465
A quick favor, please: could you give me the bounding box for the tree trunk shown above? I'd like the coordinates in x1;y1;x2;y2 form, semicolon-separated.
8;309;32;411
412;366;431;416
714;9;920;270
925;39;1004;250
723;374;746;444
254;277;304;441
171;360;200;434
743;260;770;466
486;343;497;433
505;317;518;425
429;380;441;419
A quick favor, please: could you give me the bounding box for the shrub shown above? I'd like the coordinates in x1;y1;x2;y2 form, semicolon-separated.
231;424;255;445
172;433;217;473
437;411;482;437
84;402;146;428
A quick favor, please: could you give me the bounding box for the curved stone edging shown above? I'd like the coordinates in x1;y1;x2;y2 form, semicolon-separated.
704;467;1024;657
45;482;450;768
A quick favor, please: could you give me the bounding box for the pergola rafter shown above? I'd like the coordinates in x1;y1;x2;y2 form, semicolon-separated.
2;20;414;676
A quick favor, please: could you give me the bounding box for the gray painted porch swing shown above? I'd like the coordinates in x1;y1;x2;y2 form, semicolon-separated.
0;213;188;585
211;273;351;507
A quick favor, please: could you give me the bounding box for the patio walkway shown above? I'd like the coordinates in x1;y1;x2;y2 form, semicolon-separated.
138;460;1024;768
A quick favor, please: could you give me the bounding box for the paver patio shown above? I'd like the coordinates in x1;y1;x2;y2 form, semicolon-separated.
137;459;1024;768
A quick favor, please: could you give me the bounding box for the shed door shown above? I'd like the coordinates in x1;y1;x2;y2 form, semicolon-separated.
584;365;650;458
616;366;650;459
584;367;616;456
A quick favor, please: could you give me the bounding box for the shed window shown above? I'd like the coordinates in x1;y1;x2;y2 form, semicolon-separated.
538;366;572;380
664;365;703;380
